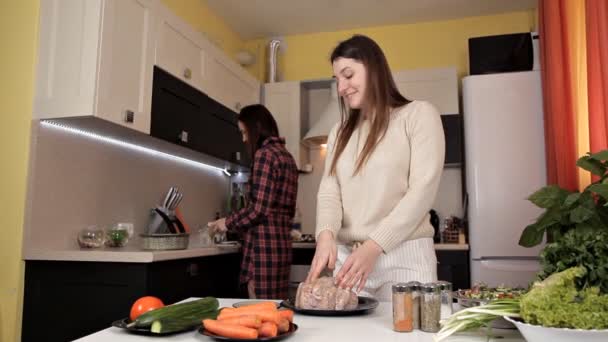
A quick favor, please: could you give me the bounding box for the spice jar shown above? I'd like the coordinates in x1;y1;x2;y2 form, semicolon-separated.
405;281;421;330
436;280;453;320
421;282;441;333
392;283;414;332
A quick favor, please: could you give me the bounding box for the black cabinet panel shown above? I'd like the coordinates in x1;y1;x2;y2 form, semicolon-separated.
151;66;250;167
22;255;241;342
441;114;463;164
436;250;470;290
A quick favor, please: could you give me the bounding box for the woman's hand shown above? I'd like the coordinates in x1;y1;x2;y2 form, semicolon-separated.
335;240;383;292
207;218;227;234
305;230;337;283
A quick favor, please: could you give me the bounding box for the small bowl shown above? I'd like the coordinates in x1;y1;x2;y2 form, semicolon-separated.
77;226;105;248
503;316;608;342
105;227;129;247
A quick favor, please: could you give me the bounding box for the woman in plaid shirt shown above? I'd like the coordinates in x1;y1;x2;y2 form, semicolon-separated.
209;104;299;299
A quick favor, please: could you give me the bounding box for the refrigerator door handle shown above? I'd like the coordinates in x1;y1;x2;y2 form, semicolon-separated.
480;259;540;272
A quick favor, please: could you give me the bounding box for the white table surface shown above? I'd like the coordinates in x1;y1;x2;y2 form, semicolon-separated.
75;298;524;342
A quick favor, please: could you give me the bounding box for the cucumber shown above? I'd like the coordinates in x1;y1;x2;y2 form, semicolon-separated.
150;309;218;334
129;297;219;328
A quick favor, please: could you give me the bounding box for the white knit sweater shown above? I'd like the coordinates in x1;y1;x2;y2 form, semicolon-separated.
315;101;445;252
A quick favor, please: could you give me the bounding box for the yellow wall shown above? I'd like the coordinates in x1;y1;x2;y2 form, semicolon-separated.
0;1;39;341
161;0;245;62
244;10;536;82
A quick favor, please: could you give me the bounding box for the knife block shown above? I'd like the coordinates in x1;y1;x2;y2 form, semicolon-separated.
145;207;185;234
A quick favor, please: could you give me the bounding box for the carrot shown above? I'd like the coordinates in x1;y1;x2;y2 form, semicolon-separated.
278;309;294;322
219;310;281;325
257;322;278;338
202;319;258;339
220;303;278;316
277;318;290;333
218;315;262;329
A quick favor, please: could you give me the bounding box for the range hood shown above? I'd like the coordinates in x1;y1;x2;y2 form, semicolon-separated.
303;82;341;146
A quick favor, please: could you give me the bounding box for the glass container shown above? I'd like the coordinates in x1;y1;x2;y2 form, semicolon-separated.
421;282;441;333
392;283;414;332
405;281;422;329
436;280;454;320
77;226;105;248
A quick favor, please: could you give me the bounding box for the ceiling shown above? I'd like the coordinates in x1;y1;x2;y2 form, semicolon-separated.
204;0;538;40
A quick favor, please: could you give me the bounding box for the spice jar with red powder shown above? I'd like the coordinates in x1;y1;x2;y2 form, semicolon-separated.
392;283;414;332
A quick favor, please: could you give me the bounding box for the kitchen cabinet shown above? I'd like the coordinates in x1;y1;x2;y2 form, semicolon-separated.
155;4;205;91
151;66;250;166
202;47;261;113
263;82;306;169
22;254;241;342
155;4;260;115
34;0;156;133
441;114;463;165
436;249;471;290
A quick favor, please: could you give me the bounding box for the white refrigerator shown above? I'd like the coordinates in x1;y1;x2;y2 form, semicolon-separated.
463;71;547;288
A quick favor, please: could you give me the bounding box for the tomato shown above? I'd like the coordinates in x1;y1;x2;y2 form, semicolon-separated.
129;296;165;321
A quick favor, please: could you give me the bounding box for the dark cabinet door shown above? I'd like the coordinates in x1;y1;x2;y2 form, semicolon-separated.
151;66;250;168
23;256;242;342
441;114;463;165
436;250;470;290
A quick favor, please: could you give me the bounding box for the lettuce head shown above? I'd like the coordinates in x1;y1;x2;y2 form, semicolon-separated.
520;267;608;329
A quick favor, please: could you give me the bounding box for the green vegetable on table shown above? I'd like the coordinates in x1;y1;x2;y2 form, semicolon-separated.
435;267;608;341
520;266;608;330
128;297;219;333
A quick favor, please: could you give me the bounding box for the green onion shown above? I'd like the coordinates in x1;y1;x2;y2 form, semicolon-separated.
434;299;521;342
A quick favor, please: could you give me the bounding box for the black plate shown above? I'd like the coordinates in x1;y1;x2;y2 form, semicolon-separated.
199;322;298;341
280;296;379;316
111;317;197;336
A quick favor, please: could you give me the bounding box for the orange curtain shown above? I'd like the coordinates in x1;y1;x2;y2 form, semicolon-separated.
586;0;608;154
538;0;579;191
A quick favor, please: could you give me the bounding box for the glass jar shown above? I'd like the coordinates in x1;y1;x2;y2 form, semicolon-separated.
421;283;441;333
392;283;414;332
436;280;453;320
105;224;130;247
405;281;421;330
77;226;105;248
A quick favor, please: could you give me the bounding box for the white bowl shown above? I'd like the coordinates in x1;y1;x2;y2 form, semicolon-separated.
503;316;608;342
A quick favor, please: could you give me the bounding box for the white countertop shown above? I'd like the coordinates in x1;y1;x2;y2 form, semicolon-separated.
23;242;469;263
23;244;241;263
75;298;523;342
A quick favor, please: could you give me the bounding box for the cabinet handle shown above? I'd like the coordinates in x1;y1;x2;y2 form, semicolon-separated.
183;68;192;80
124;110;135;123
178;130;189;143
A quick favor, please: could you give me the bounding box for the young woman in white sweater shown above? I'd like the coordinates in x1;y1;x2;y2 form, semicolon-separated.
305;35;445;301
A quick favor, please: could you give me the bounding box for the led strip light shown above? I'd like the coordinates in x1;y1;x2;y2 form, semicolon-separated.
41;120;230;176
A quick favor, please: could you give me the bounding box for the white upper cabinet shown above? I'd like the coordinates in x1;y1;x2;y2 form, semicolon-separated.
34;0;156;133
202;48;260;113
155;4;260;113
155;5;205;90
393;67;459;114
97;0;155;133
263;82;303;169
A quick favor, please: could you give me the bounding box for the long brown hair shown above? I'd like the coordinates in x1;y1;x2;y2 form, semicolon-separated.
329;34;410;175
237;104;280;159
